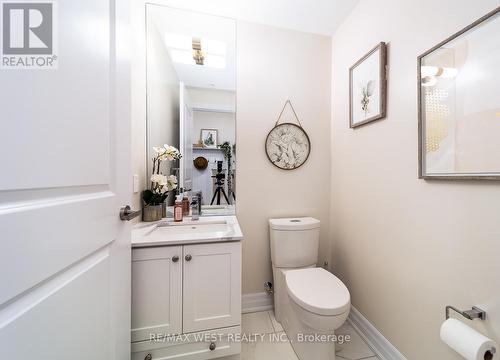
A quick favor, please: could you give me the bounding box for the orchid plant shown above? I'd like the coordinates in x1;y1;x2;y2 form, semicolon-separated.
142;144;182;206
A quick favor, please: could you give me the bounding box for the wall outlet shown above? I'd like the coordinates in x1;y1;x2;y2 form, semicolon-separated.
133;174;139;193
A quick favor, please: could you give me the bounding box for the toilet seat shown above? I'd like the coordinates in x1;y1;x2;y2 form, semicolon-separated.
286;267;350;316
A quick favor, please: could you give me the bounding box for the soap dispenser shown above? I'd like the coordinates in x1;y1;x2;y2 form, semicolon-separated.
182;192;190;216
174;194;183;222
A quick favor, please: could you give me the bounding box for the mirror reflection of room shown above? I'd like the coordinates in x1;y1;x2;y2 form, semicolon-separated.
191;89;236;206
420;13;500;177
146;5;236;213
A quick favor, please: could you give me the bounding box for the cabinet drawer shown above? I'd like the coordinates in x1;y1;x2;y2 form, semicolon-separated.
131;326;241;360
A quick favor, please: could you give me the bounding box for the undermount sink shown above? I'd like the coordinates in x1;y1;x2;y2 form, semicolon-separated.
155;221;230;236
132;215;243;247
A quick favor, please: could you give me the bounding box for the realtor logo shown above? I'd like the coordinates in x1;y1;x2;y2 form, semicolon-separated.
1;1;57;69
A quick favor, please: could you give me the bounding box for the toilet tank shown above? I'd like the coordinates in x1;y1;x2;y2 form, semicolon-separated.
269;217;320;268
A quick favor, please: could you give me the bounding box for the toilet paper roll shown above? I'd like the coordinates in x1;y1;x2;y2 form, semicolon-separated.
440;318;498;360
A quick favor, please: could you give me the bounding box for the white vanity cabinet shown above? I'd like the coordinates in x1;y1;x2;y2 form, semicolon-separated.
131;241;242;360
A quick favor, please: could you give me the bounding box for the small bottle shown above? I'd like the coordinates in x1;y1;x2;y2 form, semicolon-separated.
174;194;183;222
182;192;190;216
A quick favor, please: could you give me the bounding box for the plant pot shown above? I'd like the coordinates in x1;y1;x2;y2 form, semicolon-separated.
142;204;162;222
161;202;167;218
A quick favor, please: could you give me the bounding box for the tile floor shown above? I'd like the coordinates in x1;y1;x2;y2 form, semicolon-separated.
240;310;381;360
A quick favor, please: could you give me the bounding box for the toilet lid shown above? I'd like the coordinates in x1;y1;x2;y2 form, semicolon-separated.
269;217;320;231
286;267;350;316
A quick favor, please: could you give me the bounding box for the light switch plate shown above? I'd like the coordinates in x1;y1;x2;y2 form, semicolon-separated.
133;174;139;193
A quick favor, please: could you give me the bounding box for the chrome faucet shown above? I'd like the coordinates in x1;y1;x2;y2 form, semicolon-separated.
195;191;202;215
190;197;199;220
191;191;203;219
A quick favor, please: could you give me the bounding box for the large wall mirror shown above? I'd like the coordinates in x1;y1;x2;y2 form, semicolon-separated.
418;7;500;180
146;5;236;215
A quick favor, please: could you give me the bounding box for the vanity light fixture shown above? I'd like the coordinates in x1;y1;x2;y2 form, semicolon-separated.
191;38;227;68
192;37;204;65
164;32;227;68
420;66;458;87
421;75;437;87
421;65;458;78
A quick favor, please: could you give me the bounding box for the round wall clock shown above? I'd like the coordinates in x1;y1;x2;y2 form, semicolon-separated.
265;122;311;170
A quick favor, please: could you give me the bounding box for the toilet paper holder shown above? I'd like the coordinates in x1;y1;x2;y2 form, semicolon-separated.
446;305;486;320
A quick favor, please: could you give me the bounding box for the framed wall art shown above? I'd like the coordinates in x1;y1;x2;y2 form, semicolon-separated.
200;129;218;149
349;42;387;128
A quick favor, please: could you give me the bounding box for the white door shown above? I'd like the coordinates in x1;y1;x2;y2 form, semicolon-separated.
0;1;131;359
183;242;241;333
179;82;193;191
131;246;182;342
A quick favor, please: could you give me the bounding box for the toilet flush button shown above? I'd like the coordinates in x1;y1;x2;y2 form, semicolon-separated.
290;219;301;222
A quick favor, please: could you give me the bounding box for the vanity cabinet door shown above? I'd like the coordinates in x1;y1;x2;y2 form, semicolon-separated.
132;246;183;342
183;242;242;333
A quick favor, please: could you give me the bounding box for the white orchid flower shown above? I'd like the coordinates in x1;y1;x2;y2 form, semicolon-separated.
153;146;165;154
159;153;173;161
166;175;178;191
150;174;168;184
160;144;181;161
157;175;169;186
150;174;160;183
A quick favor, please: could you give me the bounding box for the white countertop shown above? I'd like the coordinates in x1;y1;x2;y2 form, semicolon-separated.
132;215;243;248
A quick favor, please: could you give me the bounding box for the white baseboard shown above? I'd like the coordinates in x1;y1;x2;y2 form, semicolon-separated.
242;292;274;314
348;306;407;360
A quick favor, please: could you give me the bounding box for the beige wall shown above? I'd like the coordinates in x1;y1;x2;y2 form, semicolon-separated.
193;111;235;145
330;1;500;358
237;22;332;293
147;22;180;176
190;88;236;145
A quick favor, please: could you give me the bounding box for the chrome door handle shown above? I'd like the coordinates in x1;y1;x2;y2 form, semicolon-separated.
172;255;179;263
120;205;141;221
185;254;192;261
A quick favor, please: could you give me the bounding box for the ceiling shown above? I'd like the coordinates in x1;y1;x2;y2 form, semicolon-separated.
147;0;359;90
151;0;360;36
148;5;236;90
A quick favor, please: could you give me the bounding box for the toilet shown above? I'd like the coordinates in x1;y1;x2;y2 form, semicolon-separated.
269;217;350;360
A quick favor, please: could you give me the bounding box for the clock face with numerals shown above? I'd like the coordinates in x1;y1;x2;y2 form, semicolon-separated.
265;123;310;170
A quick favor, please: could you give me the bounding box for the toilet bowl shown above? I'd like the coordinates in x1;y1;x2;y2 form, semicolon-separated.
287;267;350;331
269;217;351;360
